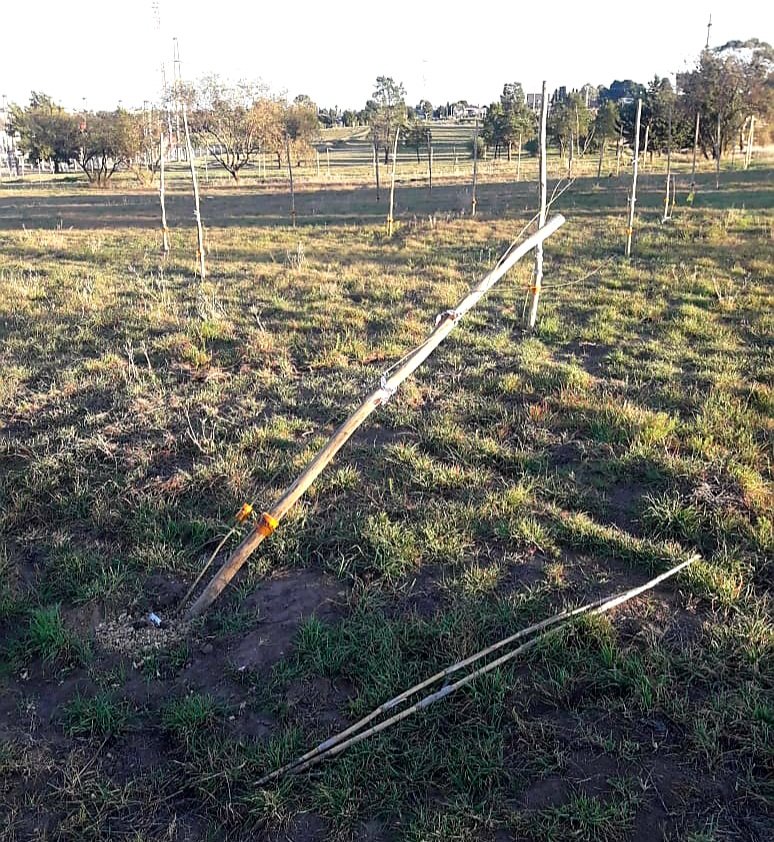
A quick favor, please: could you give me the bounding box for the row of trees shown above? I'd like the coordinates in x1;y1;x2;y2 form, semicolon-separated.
10;81;319;185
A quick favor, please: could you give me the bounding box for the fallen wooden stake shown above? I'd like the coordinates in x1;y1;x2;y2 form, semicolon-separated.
183;214;566;620
257;554;699;785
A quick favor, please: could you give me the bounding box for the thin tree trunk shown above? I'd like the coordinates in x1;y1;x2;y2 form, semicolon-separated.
286;136;296;227
471;119;479;216
527;80;549;330
625;98;642;258
642;122;650;167
597;138;605;181
159;132;170;255
387;127;400;236
691;111;700;192
615;121;624;176
182;104;205;281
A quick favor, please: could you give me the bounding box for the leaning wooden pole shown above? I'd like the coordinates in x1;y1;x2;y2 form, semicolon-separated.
625;98;642;259
184;213;567;619
527;81;549;330
159;132;170;255
181;104;206;280
662;105;672;222
387;126;400;236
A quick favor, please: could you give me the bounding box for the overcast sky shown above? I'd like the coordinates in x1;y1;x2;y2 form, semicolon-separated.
2;2;772;111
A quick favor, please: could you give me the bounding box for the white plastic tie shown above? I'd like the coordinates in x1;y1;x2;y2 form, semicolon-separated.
434;309;459;326
379;373;398;402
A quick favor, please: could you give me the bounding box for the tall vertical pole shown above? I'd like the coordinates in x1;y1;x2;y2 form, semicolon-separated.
516;129;522;181
159;131;170;255
615;120;624;177
471;118;479;216
427;134;433;191
387;126;400;236
182;103;206;280
527;80;548;330
625;98;642;258
715;111;721;189
373;141;380;201
690;111;700;192
744;115;755;169
663;104;672;221
286;135;296;227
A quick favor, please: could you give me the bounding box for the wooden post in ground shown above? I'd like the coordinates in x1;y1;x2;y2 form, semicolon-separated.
427;135;433;191
715;112;721;189
597;138;606;181
373;141;380;201
625;98;642;258
387;126;400;236
471;119;479;216
690;111;700;193
316;149;320;177
159;132;170;255
286;135;296;227
181;104;206;280
326;146;331;177
615;120;624;176
527;80;549;330
516;129;522;181
663;105;672;221
744;115;755;169
183;213;566;620
642;122;650;168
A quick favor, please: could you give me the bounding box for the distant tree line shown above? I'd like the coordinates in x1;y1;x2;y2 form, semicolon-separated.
8;38;772;184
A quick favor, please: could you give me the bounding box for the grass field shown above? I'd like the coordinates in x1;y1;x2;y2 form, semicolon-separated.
0;155;772;841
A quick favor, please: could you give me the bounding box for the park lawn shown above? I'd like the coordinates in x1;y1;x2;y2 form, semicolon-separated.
0;164;772;841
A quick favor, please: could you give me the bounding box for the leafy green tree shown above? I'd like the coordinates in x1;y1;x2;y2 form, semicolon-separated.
416;99;433;120
548;91;593;172
73;109;144;185
10;93;79;172
678;42;774;159
367;76;407;163
403;120;431;162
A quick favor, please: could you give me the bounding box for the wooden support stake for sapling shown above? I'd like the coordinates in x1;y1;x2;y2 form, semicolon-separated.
183;213;566;620
427;136;433;191
326;146;331;177
516;129;522;181
662;104;672;222
615;120;624;176
625;98;642;258
715;112;721;189
159;132;170;255
286;135;296;227
744;115;755;169
471;119;479;216
387;126;400;236
316;149;320;177
527;80;549;331
181;103;206;281
373;141;380;201
690;111;700;193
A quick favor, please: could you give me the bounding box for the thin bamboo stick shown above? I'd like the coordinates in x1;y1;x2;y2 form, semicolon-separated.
690;111;700;193
181;103;206;280
184;214;567;620
257;555;698;784
527;80;549;330
625;98;642;258
286;135;296;227
159;132;170;255
662;105;672;222
471;119;479;216
387;127;400;236
744;115;755;169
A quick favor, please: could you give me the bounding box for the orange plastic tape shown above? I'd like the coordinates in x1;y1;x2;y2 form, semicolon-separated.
235;503;253;524
256;512;279;538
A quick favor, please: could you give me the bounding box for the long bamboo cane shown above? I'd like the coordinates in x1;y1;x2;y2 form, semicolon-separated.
387;127;400;236
625;98;642;258
181;103;206;280
257;555;698;784
159;132;170;255
527;80;549;330
183;214;566;620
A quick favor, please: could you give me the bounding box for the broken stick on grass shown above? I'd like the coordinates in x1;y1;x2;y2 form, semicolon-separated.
183;214;567;620
257;554;699;785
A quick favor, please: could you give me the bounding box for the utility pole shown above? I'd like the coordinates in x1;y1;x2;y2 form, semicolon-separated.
705;13;712;50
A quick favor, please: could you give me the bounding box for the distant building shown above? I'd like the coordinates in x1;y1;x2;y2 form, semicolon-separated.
453;104;487;120
526;92;544;112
